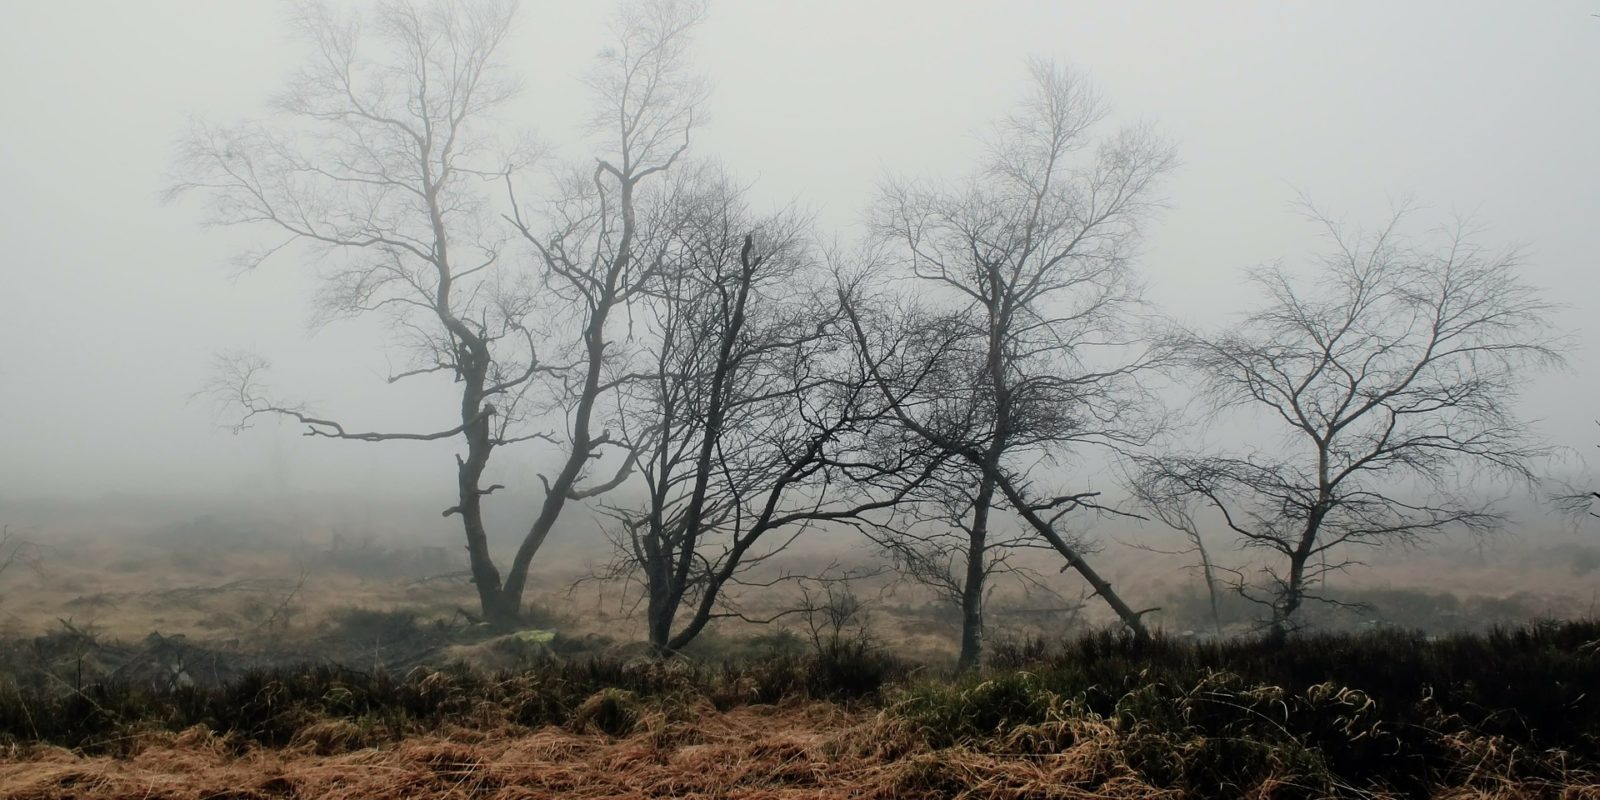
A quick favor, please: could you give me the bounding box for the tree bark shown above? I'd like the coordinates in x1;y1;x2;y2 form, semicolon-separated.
957;473;997;671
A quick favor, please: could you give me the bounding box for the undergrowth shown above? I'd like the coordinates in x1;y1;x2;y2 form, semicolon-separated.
893;619;1600;796
0;642;907;755
2;619;1597;797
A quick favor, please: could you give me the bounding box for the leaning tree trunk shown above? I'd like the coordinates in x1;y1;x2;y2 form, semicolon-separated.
500;177;641;615
994;476;1153;640
1198;546;1223;638
643;237;757;657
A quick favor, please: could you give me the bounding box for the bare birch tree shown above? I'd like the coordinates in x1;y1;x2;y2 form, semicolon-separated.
1139;209;1563;640
844;58;1176;667
599;168;943;654
168;0;540;624
500;0;709;621
172;0;708;626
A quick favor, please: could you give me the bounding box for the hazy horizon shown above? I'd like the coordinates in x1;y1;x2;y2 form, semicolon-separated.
2;1;1597;516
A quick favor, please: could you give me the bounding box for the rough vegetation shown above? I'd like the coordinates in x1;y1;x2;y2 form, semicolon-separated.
2;620;1598;798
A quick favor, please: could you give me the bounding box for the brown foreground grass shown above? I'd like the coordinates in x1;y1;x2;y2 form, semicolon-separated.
5;698;1597;800
0;701;1146;800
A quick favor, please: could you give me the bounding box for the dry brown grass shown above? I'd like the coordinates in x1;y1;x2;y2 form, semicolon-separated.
0;703;867;800
5;699;1597;799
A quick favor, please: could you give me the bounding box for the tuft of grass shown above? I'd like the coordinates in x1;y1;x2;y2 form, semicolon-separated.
568;688;641;737
805;638;905;700
893;671;1067;748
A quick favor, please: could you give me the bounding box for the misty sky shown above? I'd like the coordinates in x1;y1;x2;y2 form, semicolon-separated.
1;1;1597;511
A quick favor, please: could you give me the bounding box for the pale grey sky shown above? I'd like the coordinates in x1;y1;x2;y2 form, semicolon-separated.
1;1;1596;511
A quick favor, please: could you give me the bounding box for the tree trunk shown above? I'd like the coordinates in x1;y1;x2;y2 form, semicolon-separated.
458;484;515;625
426;167;521;627
993;475;1152;639
957;474;997;671
450;340;520;626
1200;558;1223;638
1271;552;1309;643
1191;533;1223;637
1271;506;1325;642
498;287;618;613
646;559;676;653
647;602;673;653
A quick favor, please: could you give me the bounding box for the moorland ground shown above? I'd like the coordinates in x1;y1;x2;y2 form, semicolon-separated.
1;502;1598;798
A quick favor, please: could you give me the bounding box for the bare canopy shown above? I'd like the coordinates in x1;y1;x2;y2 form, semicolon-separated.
168;0;539;623
844;58;1176;667
169;0;710;626
1137;208;1563;638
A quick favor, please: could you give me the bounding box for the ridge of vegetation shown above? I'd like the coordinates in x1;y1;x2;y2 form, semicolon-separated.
3;619;1597;797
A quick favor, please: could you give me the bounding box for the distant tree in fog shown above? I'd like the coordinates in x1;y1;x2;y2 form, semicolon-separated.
1138;209;1563;641
842;58;1177;668
1127;473;1227;637
0;526;42;593
169;0;707;627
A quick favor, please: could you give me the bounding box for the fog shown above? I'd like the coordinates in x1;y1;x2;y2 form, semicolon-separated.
1;3;1596;545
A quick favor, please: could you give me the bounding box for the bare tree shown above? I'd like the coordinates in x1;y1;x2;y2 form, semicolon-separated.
169;0;541;624
861;448;1076;649
171;0;709;626
597;167;944;654
0;526;43;597
1140;208;1563;640
499;0;709;621
796;573;877;660
1127;468;1229;637
844;58;1175;667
